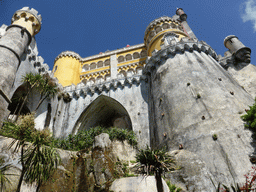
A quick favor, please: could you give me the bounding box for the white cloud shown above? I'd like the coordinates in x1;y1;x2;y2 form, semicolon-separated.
241;0;256;32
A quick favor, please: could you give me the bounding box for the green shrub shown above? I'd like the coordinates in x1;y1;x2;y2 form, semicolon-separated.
52;126;137;151
166;180;182;192
135;146;175;175
1;118;137;152
241;98;256;131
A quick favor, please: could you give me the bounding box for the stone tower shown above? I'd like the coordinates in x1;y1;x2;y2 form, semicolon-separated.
144;8;255;187
0;7;42;123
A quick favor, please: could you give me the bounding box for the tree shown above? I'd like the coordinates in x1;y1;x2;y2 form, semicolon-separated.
14;73;43;122
241;98;256;131
14;73;58;121
6;114;35;192
23;130;61;192
5;114;60;192
135;146;176;192
34;74;58;111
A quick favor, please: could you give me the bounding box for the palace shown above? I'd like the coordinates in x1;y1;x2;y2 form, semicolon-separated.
0;7;256;188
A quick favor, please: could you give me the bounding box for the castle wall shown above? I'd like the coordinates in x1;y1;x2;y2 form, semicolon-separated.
48;77;150;148
147;41;254;185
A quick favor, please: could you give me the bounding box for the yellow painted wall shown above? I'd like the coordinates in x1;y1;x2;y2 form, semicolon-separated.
147;29;188;56
54;56;81;87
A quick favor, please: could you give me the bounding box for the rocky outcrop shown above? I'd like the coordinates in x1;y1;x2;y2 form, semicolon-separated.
110;176;170;192
1;132;252;191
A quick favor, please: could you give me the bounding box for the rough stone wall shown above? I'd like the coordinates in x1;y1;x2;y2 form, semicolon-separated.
48;76;150;148
147;42;254;186
0;26;30;123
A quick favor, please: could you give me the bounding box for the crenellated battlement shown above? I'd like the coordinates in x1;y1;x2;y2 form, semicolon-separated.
11;7;42;36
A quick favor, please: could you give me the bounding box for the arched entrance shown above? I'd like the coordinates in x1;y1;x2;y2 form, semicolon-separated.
8;85;30;118
72;95;132;134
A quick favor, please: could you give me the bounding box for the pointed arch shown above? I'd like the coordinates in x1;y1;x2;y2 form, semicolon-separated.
8;85;31;120
72;95;132;134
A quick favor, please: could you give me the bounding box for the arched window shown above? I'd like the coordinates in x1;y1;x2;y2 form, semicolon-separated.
82;64;89;72
118;56;125;63
162;23;170;30
140;50;147;57
125;54;132;61
133;52;140;59
155;26;162;34
171;23;177;29
90;63;96;70
104;59;110;66
97;61;103;68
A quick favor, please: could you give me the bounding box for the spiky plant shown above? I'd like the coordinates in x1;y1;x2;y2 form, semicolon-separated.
0;163;16;192
23;130;60;192
135;146;176;192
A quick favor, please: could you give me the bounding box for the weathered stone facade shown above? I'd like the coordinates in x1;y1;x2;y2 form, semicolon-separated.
1;7;256;191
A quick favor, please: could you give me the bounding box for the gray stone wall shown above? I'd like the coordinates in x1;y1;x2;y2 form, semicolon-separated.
147;41;254;187
46;76;150;148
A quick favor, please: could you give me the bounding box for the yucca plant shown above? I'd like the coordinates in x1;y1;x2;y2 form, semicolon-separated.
34;74;59;111
135;146;176;192
15;73;43;122
23;130;61;192
0;163;17;192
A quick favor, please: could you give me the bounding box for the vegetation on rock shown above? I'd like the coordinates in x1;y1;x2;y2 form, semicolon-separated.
135;146;176;192
166;180;182;192
216;166;256;191
242;98;256;131
0;159;15;192
10;72;58;122
1;114;60;192
53;126;137;151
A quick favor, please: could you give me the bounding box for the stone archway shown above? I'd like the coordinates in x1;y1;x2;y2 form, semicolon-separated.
73;95;132;134
8;85;30;116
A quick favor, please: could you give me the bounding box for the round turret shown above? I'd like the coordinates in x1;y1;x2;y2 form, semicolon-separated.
224;35;251;63
54;51;82;87
11;7;42;36
144;16;188;56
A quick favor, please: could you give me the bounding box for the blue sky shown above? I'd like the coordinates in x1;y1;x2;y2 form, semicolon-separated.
0;0;256;70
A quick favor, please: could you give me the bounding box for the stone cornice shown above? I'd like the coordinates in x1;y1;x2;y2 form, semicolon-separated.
143;40;218;74
61;75;147;99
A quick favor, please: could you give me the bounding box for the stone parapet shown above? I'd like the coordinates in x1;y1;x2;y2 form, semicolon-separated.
61;74;147;100
11;7;42;36
144;39;217;74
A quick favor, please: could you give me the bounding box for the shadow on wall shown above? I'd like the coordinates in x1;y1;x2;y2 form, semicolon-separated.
72;95;132;134
8;85;30;119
